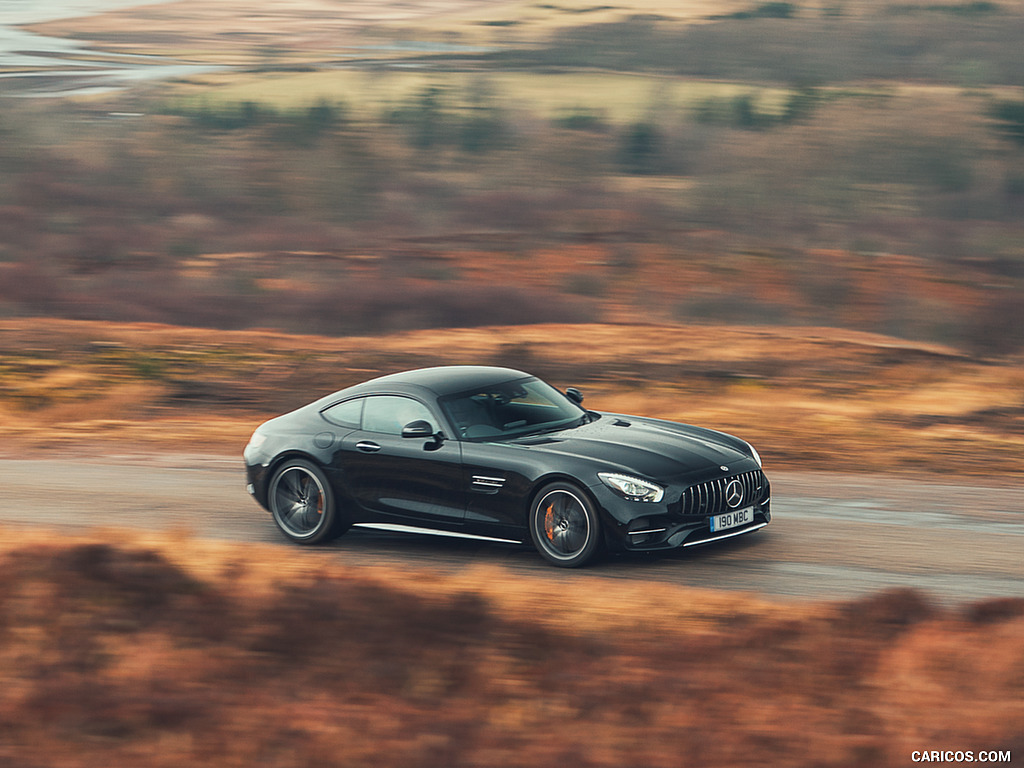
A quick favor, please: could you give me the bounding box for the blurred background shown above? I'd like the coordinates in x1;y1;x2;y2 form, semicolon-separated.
2;6;1023;766
2;0;1022;349
0;0;1023;469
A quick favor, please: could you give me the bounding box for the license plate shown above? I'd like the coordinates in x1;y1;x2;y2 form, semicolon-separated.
710;506;754;532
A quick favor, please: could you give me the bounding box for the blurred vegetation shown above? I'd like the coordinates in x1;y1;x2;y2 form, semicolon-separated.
489;6;1024;84
1;535;1021;768
991;99;1024;145
2;320;1022;474
1;1;1023;353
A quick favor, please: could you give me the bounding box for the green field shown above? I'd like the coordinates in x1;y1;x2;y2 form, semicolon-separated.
170;69;796;123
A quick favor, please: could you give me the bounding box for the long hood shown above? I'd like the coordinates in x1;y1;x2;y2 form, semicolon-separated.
507;413;757;483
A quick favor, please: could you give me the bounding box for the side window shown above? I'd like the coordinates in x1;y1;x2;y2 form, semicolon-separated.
321;397;363;429
362;396;436;436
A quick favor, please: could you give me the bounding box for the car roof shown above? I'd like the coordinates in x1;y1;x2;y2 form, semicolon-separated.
328;365;533;402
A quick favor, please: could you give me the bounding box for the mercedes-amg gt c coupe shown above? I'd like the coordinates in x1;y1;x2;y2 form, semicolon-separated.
244;365;770;567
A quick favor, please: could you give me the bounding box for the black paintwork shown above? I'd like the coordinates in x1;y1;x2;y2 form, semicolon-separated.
244;366;771;559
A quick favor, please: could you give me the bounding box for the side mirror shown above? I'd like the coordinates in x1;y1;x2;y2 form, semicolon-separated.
402;420;446;451
565;387;584;405
401;420;437;439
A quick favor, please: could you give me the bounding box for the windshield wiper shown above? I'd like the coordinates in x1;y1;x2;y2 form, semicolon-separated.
519;413;593;437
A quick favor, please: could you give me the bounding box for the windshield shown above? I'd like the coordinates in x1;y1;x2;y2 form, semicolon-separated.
440;377;587;440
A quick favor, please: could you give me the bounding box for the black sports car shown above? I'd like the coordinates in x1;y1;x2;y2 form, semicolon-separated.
244;365;770;567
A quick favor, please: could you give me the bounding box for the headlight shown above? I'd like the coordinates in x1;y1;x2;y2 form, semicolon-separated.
245;430;268;453
747;443;762;468
598;472;664;503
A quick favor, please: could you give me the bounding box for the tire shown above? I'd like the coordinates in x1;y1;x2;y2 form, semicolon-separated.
529;482;603;567
268;459;347;545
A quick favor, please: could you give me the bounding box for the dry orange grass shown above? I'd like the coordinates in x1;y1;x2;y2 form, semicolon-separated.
2;318;1022;475
0;528;1021;768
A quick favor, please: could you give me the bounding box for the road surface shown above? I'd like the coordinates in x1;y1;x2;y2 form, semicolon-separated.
1;455;1020;603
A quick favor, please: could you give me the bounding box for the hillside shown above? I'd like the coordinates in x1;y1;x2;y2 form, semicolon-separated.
2;0;1022;356
2;319;1021;475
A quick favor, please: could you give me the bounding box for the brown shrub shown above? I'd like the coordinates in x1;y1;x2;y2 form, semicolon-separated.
962;597;1024;625
836;587;939;638
1;537;1021;768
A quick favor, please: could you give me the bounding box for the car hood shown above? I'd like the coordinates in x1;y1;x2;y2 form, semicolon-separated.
506;412;758;483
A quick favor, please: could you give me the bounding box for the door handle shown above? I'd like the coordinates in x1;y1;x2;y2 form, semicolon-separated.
356;440;382;453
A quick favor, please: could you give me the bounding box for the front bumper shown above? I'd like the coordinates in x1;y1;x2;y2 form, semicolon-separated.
244;459;272;511
590;478;772;552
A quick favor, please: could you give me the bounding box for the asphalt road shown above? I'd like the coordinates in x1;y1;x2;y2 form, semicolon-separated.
1;455;1021;603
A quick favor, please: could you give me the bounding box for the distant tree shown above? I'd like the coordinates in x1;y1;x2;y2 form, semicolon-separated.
724;2;797;19
991;100;1024;145
388;85;449;149
751;2;796;18
305;100;342;132
458;80;507;153
554;109;608;132
459;111;505;153
618;121;662;174
782;86;822;124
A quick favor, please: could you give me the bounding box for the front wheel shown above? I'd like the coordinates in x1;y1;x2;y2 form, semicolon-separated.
529;482;603;568
268;459;346;544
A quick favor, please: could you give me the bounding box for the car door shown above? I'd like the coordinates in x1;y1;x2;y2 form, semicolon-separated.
459;440;538;534
336;395;465;524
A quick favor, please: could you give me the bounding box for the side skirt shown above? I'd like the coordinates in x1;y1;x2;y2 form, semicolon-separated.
351;522;523;545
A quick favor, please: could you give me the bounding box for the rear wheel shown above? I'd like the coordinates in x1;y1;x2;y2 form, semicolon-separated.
529;482;603;567
268;459;346;544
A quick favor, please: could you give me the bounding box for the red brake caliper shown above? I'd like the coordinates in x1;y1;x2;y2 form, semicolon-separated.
544;502;556;541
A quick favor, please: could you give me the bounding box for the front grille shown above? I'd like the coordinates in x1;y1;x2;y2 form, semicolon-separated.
682;470;767;517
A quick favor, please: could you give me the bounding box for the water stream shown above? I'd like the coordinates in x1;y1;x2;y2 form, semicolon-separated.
0;0;224;97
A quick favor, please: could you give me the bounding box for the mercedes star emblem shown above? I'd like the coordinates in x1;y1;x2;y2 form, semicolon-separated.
725;479;744;509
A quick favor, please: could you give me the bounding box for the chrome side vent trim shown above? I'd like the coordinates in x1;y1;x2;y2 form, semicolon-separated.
471;475;506;492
